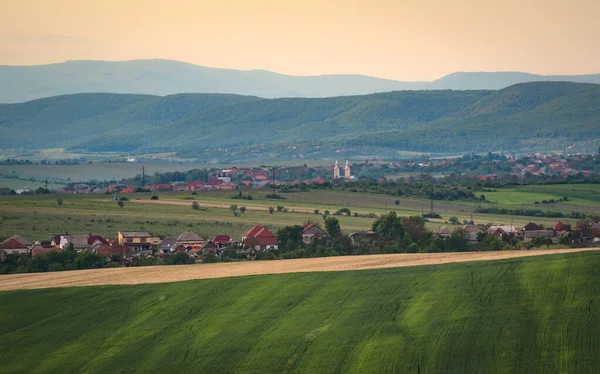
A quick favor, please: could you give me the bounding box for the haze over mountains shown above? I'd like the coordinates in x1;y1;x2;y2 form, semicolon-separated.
1;82;598;157
1;59;600;103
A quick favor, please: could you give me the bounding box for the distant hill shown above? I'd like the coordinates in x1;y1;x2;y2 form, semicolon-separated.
1;59;600;103
0;81;598;156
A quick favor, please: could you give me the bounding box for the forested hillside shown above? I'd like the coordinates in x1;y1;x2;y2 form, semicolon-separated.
0;82;598;154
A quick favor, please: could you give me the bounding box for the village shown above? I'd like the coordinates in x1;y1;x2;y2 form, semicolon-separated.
3;215;600;265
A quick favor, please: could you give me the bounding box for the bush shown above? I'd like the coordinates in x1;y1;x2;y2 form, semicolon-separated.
276;205;284;212
117;200;125;208
119;197;129;201
449;216;459;224
150;195;159;200
314;209;320;215
167;253;195;265
56;198;63;206
423;212;442;219
240;207;246;214
268;207;275;214
192;201;200;210
256;250;277;261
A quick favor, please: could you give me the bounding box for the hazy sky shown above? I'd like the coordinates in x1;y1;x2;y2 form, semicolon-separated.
1;0;598;81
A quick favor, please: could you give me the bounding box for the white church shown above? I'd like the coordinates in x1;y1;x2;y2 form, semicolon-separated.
333;160;353;180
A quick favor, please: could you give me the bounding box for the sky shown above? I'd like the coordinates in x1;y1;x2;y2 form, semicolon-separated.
1;0;598;81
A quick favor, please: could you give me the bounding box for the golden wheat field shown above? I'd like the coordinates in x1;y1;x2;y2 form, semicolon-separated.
1;248;597;291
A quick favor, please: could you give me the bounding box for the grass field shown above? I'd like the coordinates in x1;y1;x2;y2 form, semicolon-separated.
0;160;336;187
1;186;597;242
1;251;599;372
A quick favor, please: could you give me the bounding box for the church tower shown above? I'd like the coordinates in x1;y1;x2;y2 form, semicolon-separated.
333;160;340;179
344;160;351;179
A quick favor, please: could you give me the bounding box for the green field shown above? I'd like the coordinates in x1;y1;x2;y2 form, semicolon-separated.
1;251;598;372
2;186;594;242
484;184;600;208
0;160;337;188
2;185;598;242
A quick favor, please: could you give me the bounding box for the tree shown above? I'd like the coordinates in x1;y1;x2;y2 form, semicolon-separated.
56;198;63;206
314;209;320;215
395;199;400;206
276;225;304;253
449;216;459;224
323;216;342;239
372;211;405;242
192;201;200;210
229;204;238;212
240;206;246;214
277;205;284;212
117;200;125;208
268;207;275;214
402;216;427;243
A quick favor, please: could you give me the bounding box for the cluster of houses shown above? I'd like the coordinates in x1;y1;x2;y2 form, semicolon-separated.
0;223;334;262
435;220;600;244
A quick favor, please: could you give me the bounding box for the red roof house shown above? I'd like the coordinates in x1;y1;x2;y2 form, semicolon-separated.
213;235;233;247
31;246;64;257
0;235;32;254
553;221;567;232
242;225;278;250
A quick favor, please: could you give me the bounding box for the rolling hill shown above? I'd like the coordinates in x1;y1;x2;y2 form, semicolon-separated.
0;81;598;155
1;59;600;103
0;251;598;372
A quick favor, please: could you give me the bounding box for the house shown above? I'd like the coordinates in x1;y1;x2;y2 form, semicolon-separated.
161;236;178;253
199;240;220;257
0;234;32;255
524;230;555;242
212;235;233;249
172;232;205;253
487;226;519;237
118;231;155;254
59;235;91;251
462;225;482;242
242;225;278;251
31;246;63;257
436;226;452;238
523;222;543;231
553;221;568;232
302;223;328;244
95;244;133;260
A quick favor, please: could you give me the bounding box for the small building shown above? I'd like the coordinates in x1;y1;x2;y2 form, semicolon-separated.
436;226;452;238
172;232;206;253
31;246;64;257
524;230;555;242
462;224;482;242
523;222;543;231
118;231;154;253
302;223;328;244
161;237;178;254
242;225;278;251
95;244;133;260
553;221;568;232
212;235;233;249
0;234;32;255
487;226;519;238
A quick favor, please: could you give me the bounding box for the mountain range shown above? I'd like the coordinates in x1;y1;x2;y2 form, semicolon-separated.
1;59;600;103
1;81;598;157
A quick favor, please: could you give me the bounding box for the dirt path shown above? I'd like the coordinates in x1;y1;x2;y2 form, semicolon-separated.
99;198;320;213
1;248;597;291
